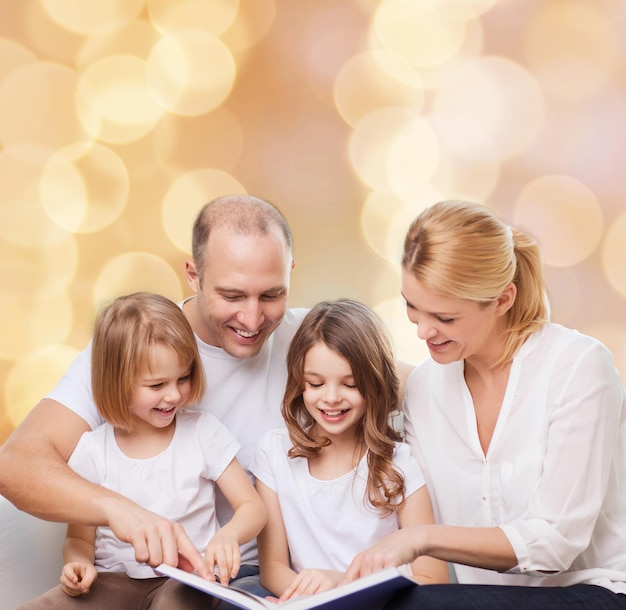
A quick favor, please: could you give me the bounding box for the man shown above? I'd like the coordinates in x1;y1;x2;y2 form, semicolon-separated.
0;195;307;590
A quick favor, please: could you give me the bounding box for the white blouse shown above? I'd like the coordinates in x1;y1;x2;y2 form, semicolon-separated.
404;323;626;593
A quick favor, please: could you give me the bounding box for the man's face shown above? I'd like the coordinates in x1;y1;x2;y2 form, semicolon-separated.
186;226;293;359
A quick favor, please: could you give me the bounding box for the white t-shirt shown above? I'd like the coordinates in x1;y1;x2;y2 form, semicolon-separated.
48;306;309;564
68;411;239;578
404;322;626;593
252;428;426;573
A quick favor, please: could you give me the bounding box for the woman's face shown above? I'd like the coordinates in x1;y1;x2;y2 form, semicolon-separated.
401;268;510;366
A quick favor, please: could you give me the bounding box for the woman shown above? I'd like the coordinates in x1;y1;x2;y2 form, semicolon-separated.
345;200;626;608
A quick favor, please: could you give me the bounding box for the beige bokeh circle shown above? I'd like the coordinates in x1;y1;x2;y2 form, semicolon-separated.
349;107;439;193
524;1;618;103
162;169;246;254
334;49;424;128
0;37;37;79
0;235;78;304
75;54;165;144
5;344;80;426
373;0;467;67
40;0;144;36
514;175;604;267
361;191;407;262
0;62;88;149
0;289;73;361
147;0;240;37
93;252;184;308
433;56;546;159
40;142;130;234
374;297;430;366
602;211;626;299
146;30;236;116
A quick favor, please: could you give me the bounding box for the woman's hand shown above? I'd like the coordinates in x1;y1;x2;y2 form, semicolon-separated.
279;568;343;600
343;528;424;582
60;561;98;596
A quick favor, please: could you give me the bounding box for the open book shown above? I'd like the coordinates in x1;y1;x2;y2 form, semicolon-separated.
155;563;416;610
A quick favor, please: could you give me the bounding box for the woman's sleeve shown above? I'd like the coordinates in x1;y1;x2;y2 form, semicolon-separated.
500;341;625;575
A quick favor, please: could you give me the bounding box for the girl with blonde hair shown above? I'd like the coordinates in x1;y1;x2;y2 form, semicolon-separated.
21;292;266;609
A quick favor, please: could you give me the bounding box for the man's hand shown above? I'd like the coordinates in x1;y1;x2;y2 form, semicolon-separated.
60;562;97;597
107;499;209;578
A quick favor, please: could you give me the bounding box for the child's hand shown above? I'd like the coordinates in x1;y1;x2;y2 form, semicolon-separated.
60;561;98;597
280;568;343;601
203;529;241;586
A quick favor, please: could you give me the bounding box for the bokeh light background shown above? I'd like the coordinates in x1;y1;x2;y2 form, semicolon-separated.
1;0;625;442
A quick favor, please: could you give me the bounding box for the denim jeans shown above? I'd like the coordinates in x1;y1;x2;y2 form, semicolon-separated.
384;583;626;609
213;564;272;610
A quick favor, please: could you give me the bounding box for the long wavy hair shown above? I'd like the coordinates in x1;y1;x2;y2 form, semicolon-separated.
402;200;548;367
282;299;405;515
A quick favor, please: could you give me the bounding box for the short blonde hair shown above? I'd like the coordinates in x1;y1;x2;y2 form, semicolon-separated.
91;292;205;429
402;200;548;365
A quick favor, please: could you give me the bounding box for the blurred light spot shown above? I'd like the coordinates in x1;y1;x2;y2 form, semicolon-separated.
304;2;376;108
40;143;129;233
0;235;77;306
543;266;580;326
334;50;424;128
162;169;246;254
428;114;500;201
5;344;79;427
148;0;239;36
222;0;276;54
421;0;497;20
0;199;68;248
524;2;618;103
0;62;88;149
349;107;437;192
373;0;467;67
388;117;440;194
385;187;443;264
361;191;407;262
77;21;160;69
412;16;485;91
514;175;603;267
93;253;183;306
602;211;626;299
153;108;244;176
432;57;546;159
75;55;165;144
20;0;85;64
0;147;68;247
0;37;37;82
41;0;144;36
0;290;72;360
147;30;236;116
374;297;430;365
